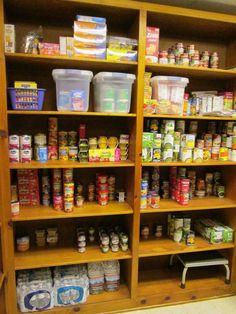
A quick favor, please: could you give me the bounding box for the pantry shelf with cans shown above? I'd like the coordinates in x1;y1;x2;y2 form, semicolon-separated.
2;0;236;313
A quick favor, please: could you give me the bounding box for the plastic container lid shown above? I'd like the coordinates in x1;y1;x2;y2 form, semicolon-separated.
52;69;93;81
93;72;136;83
151;76;189;84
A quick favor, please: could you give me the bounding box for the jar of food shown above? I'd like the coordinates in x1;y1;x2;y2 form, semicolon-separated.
210;52;219;69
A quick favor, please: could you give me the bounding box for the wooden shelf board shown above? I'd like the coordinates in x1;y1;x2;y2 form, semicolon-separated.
16;284;130;314
139;236;234;258
138;267;231;298
5;53;137;71
0;273;5;290
12;202;133;222
10;160;135;169
141;197;236;213
8;110;136;117
15;246;132;270
142;160;236;167
144;114;236;121
146;63;236;79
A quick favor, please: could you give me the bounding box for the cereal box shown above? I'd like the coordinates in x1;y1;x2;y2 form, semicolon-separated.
145;27;159;62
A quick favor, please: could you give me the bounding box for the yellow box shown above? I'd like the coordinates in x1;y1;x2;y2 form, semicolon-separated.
14;81;37;89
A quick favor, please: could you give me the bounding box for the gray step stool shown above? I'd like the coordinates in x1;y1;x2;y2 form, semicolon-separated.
169;251;231;289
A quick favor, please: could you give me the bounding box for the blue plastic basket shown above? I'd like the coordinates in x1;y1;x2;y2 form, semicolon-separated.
8;87;46;111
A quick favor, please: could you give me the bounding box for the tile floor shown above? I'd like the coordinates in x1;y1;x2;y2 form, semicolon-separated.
122;296;236;314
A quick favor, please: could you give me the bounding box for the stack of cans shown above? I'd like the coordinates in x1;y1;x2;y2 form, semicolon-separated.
42;171;51;206
48;118;58;160
87;262;105;295
103;260;120;292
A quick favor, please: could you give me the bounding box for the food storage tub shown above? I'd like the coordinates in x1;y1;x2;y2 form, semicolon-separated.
93;72;136;113
52;69;93;111
151;76;189;115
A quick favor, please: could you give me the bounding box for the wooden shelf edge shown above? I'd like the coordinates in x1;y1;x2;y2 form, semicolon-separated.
143;114;236;121
10;160;135;169
142;160;236;167
5;53;138;67
7;110;137;117
138;237;234;258
14;247;132;270
140;197;236;213
12;202;133;222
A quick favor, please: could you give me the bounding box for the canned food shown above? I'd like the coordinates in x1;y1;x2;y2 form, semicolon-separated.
68;146;78;161
68;131;77;146
217;185;225;198
34;133;47;146
58;131;68;146
53;194;63;210
173;229;182;243
140;196;147;209
211;146;219;160
48;131;58;146
11;201;20;216
63;168;73;182
17;236;30;252
20;135;31;149
141;225;149;240
196;139;204;149
48;146;58;160
185;230;195;245
64;182;74;198
97;175;108;184
20;149;31;163
151;193;160;208
9;149;19;162
48;117;58;132
9;135;19;149
52;168;61;181
219;147;228;161
64;197;74;212
75;195;84;207
59;146;69;160
180;179;190;192
179;192;189;205
197;179;205;190
34;146;48;161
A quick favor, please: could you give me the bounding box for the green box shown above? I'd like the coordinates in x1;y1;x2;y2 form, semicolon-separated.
142;132;154;148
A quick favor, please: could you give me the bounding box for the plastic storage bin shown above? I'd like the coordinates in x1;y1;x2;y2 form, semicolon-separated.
93;72;136;113
52;69;93;111
151;76;189;115
8;88;46;111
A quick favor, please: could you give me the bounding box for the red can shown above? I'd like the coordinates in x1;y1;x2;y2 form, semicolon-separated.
53;194;63;210
175;189;180;202
197;179;205;191
180;179;190;193
179;192;189;205
175;178;181;190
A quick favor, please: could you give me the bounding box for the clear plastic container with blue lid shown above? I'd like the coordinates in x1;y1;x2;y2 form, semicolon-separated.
93;72;136;113
52;69;93;112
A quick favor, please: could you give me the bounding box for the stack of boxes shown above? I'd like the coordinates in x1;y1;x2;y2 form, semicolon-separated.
73;15;107;60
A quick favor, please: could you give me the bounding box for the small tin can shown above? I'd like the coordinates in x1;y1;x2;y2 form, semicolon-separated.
78;247;86;253
34;146;48;161
59;146;69;160
64;182;74;198
141;225;149;240
196;139;204;149
173;229;182;243
68;146;78;161
212;134;221;147
140;196;147;209
48;146;58;160
9;149;19;162
226;136;232;148
185;230;195;245
75;195;84;207
53;182;62;194
180;179;190;192
58;131;68;146
97;174;108;184
20;135;31;149
64;197;74;212
219;147;228;161
68;131;77;146
217;185;225;198
48;131;58;146
34;133;47;146
53;194;63;210
232;136;236;149
154;224;163;238
63;168;73;182
11;201;20;216
48;117;58;132
17;236;30;252
197;179;205;190
211;146;220;160
221;134;227;147
179;192;189;205
151;193;160;208
20;149;31;163
9;135;19;149
52;168;61;181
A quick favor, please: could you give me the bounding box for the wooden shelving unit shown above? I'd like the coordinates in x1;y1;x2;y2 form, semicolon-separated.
1;0;236;313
